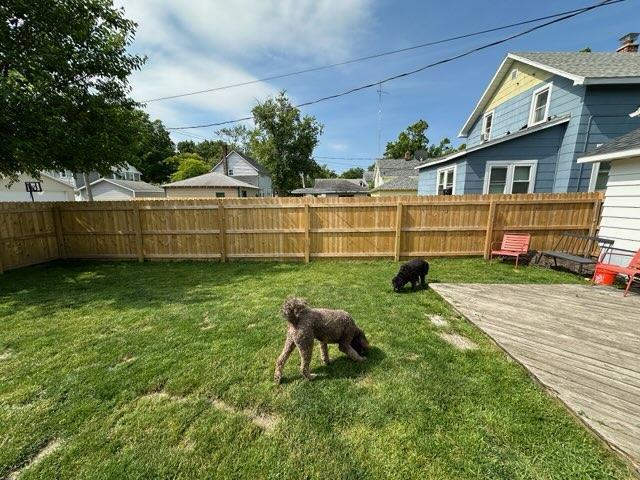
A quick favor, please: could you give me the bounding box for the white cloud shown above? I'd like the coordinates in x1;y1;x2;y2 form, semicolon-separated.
116;0;372;133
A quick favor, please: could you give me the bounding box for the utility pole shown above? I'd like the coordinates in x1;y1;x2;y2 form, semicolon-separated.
377;82;389;158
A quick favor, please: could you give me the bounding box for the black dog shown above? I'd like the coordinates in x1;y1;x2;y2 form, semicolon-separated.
392;259;429;292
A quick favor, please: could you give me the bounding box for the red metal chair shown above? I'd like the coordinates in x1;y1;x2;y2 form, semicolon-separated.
490;233;531;270
592;248;640;297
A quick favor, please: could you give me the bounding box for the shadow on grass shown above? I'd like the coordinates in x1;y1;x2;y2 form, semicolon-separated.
0;260;304;314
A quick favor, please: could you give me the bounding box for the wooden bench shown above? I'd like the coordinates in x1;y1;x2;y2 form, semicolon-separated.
537;232;614;274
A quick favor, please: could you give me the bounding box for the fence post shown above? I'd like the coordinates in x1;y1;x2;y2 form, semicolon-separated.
218;200;226;262
132;203;144;262
53;205;67;259
588;197;603;237
394;200;403;261
304;198;310;263
483;200;497;260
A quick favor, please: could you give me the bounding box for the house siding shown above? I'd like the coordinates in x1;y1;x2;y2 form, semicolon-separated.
571;86;640;192
598;157;640;262
419;123;566;195
212;152;272;196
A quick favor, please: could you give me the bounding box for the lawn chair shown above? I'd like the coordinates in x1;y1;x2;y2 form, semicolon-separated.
490;233;531;270
592;248;640;297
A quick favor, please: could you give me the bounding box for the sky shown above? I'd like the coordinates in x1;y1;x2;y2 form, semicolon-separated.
118;0;639;173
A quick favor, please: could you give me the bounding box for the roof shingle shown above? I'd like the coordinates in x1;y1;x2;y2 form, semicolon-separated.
513;52;640;79
163;172;259;189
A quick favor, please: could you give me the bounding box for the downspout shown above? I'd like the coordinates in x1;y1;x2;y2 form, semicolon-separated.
576;115;594;192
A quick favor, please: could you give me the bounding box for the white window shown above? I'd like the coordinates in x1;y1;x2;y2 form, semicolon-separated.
228;169;234;176
481;111;494;142
510;68;519;80
588;161;611;192
483;161;537;194
528;84;552;126
436;165;456;195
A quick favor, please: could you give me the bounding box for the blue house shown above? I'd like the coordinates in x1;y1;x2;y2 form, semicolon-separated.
417;35;640;196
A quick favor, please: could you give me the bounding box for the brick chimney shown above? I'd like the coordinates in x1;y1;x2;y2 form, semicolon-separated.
404;151;412;161
616;32;639;53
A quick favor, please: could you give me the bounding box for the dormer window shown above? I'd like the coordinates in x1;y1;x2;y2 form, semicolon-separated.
529;84;552;126
481;111;494;142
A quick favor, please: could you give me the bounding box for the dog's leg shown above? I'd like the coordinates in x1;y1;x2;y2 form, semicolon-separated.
274;335;295;384
319;342;331;365
339;341;366;362
296;339;316;380
411;279;417;290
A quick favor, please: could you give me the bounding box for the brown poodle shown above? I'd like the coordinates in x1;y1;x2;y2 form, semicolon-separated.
274;296;370;384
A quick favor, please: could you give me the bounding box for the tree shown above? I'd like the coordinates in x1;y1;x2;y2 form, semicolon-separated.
129;111;175;184
167;153;210;181
1;0;145;178
176;139;224;165
314;164;338;179
216;125;253;153
384;120;429;159
340;167;364;179
250;91;323;194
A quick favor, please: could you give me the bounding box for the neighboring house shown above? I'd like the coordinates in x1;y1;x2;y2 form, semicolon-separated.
362;170;374;188
373;156;422;188
211;150;273;197
291;178;369;197
417;34;640;196
370;176;418;197
73;163;143;189
578;126;640;261
78;178;165;200
0;172;75;202
163;172;260;198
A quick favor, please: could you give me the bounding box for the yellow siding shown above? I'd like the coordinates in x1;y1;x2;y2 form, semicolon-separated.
485;62;551;112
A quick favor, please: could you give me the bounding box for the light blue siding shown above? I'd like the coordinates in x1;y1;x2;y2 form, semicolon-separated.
417;160;467;195
435;73;640;196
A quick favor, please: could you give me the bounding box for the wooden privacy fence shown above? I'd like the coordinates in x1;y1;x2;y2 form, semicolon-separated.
0;192;603;272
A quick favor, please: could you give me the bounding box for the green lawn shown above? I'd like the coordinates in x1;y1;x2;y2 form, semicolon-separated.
0;259;633;479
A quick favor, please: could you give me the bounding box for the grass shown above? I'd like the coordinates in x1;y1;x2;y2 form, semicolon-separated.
0;258;633;479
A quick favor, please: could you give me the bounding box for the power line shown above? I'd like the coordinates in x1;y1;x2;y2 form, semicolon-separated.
166;0;620;131
142;1;622;104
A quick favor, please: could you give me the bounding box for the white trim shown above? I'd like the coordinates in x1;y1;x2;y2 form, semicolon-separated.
481;110;494;142
418;115;571;170
528;83;552;127
482;160;537;194
458;56;512;138
39;172;77;190
507;54;585;84
581;77;640;86
458;53;586;137
630;107;640;118
577;147;640;163
588;161;610;192
510;68;519;80
436;164;457;195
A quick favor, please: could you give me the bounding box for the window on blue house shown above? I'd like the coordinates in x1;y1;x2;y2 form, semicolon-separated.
481;111;494;142
437;166;456;195
529;84;552;126
484;161;537;194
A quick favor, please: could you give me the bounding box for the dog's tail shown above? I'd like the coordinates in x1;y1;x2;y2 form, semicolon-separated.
281;296;308;325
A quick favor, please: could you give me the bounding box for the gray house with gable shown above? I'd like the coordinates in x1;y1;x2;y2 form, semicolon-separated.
417;34;640;195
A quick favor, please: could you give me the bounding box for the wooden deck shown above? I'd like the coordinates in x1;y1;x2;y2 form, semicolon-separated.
432;283;640;471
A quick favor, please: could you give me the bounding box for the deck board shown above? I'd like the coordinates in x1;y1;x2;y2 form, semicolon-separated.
432;283;640;470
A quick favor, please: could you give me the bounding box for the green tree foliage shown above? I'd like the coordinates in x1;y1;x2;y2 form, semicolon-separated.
129;111;175;184
216;125;253;153
384;120;429;159
340;167;364;179
250;91;323;194
176;139;224;164
314;164;338;179
1;0;145;178
167;153;210;181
